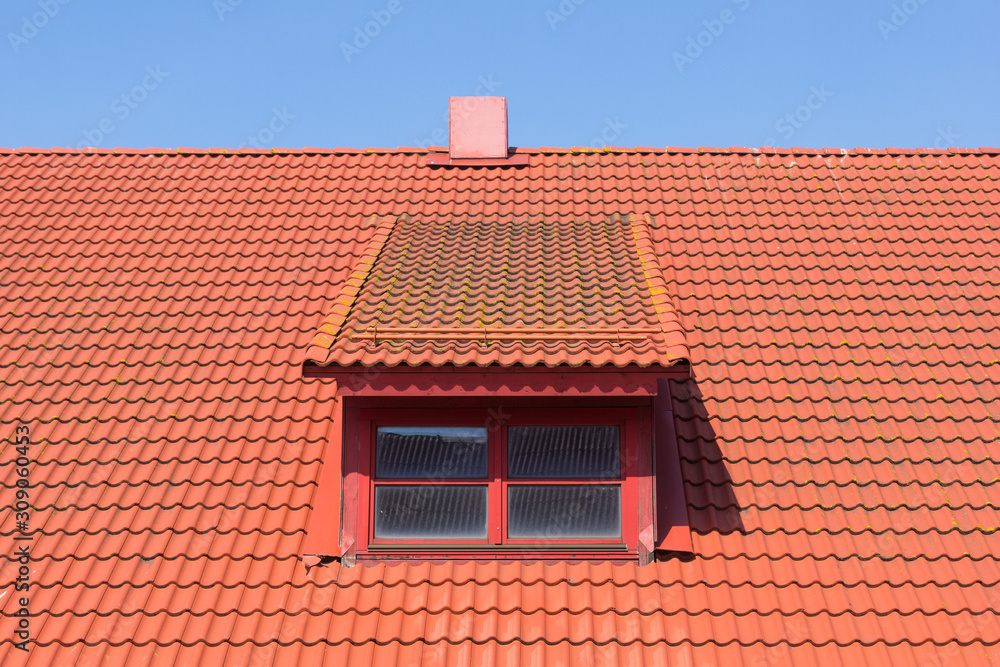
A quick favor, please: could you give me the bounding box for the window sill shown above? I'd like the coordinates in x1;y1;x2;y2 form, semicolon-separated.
359;543;636;563
358;552;637;564
367;543;630;552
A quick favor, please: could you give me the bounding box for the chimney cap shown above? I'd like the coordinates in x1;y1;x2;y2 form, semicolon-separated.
449;96;508;159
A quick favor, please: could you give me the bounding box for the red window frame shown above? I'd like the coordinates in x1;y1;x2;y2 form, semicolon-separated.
355;407;640;560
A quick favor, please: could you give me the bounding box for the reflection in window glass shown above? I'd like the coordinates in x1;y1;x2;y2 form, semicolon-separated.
507;426;620;479
374;485;488;539
376;426;488;479
507;485;621;538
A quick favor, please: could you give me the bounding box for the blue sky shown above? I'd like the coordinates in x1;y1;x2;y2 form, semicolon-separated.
1;1;997;151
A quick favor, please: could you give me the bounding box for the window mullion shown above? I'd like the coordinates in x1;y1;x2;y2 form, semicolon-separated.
499;422;508;545
489;420;503;545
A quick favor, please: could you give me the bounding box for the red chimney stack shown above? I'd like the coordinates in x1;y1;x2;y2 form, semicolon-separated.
448;96;508;159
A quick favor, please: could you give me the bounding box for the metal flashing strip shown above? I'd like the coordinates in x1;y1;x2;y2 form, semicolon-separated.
349;326;665;344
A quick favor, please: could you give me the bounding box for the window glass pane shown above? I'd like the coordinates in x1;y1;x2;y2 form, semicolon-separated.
507;485;621;539
376;426;488;479
374;485;488;539
507;426;620;479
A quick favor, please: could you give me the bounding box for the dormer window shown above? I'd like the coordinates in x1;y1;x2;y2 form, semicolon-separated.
357;408;639;559
300;213;692;565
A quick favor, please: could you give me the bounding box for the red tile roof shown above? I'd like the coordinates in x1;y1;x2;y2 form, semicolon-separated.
305;212;687;368
2;146;1000;666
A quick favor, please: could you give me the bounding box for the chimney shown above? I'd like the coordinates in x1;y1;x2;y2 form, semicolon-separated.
448;96;508;159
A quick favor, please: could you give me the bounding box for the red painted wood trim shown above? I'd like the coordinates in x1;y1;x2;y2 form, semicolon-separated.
301;364;689;396
635;404;655;565
349;395;648;410
303;363;689;378
300;388;344;559
491;422;504;545
357;552;636;563
341;401;362;564
653;378;694;553
620;412;640;553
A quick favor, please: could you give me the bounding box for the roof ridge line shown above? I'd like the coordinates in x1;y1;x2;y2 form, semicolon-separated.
3;146;999;156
